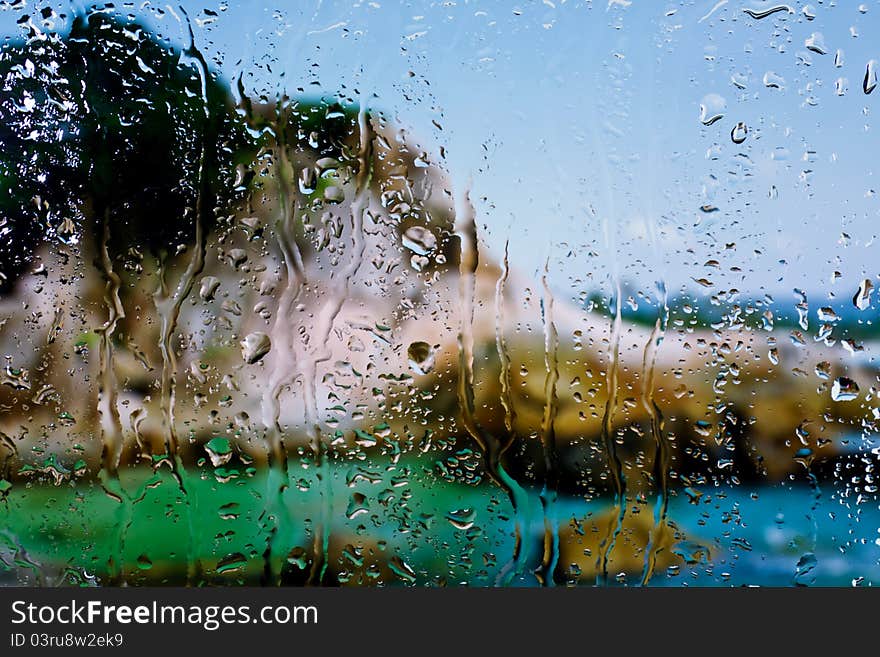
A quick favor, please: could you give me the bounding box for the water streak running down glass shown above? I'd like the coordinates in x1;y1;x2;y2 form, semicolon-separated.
0;0;879;587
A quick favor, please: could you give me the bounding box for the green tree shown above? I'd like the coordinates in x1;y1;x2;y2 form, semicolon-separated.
0;10;249;290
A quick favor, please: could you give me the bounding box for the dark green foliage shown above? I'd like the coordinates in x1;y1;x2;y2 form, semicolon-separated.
0;9;250;290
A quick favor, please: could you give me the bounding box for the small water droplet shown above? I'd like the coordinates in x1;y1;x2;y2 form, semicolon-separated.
57;411;76;427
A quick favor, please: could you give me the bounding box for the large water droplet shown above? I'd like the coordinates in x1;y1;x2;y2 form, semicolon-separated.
199;275;220;301
446;508;477;530
241;331;271;364
699;93;726;126
742;4;793;20
216;552;248;575
793;552;817;586
805;32;827;55
731;122;748;144
323;186;344;203
286;547;309;570
402;226;437;256
865;60;878;95
853;279;873;310
204;437;233;467
762;71;785;89
831;377;859;402
407;341;436;375
346;492;369;519
817;307;838;322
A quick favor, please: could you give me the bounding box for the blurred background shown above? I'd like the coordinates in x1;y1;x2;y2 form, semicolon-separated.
1;0;880;587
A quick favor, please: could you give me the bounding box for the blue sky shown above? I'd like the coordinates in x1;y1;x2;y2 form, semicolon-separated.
3;0;879;310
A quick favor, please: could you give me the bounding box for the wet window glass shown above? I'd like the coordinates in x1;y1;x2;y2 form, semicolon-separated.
1;0;879;587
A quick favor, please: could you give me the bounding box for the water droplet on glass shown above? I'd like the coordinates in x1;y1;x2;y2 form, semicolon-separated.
865;60;878;95
407;341;436;375
299;166;316;194
389;556;417;583
216;552;248;575
402;226;437;256
817;307;838;322
793;552;817;586
57;411;76;427
805;32;827;55
346;492;369;519
742;4;793;20
241;331;271;364
842;338;864;356
446;508;477;530
762;71;785;89
831;377;859;402
853;279;873;310
228;248;248;270
699;93;726;126
204;437;233;467
199;275;220;301
731;122;748;144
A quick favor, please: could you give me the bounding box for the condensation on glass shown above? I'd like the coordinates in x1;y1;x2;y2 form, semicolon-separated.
0;1;878;587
